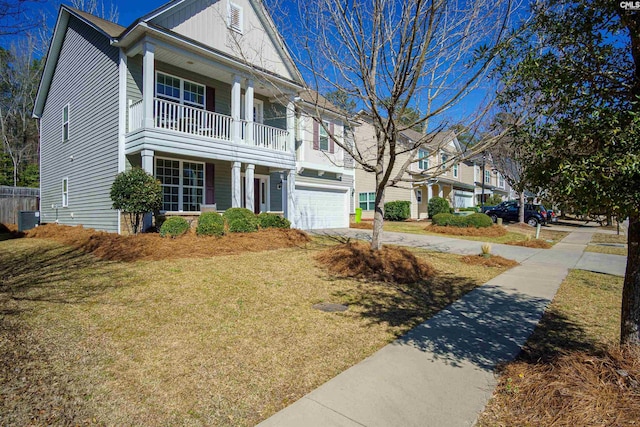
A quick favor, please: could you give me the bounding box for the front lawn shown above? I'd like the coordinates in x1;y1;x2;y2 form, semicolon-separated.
0;231;511;426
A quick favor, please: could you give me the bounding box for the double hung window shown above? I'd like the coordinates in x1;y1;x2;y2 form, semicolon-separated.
359;192;376;210
319;121;329;151
418;149;429;170
156;158;204;212
156;72;205;108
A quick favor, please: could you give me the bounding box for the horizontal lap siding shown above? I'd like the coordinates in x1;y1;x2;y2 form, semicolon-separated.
39;16;120;232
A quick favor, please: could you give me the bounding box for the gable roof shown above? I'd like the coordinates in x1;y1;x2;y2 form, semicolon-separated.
34;1;305;118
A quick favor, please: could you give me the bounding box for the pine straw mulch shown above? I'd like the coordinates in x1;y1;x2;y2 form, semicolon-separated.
314;241;435;284
350;222;374;230
425;224;508;237
480;346;640;426
460;254;519;268
504;239;552;249
25;223;310;262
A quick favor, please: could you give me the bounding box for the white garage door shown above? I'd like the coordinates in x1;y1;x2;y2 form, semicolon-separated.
294;186;349;229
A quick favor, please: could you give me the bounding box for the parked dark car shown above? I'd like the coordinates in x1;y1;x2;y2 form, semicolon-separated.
485;201;547;227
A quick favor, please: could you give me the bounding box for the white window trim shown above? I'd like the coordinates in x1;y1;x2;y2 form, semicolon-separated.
453;163;459;178
155;157;206;212
155;71;205;109
62;103;70;142
440;152;448;172
358;191;376;211
319;120;330;151
62;177;69;207
484;169;491;184
228;1;243;33
418;149;429;170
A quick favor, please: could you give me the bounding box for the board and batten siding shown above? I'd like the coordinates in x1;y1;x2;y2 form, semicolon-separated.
39;16;120;232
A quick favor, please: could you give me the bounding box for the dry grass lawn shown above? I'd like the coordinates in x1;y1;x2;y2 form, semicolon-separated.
590;232;627;245
0;228;511;426
477;270;639;426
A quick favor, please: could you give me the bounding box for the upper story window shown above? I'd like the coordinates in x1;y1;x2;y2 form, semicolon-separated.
418;149;429;170
319;120;329;151
484;169;491;184
453;163;459;178
441;153;448;170
498;173;505;188
62;104;69;142
228;2;243;33
156;72;205;109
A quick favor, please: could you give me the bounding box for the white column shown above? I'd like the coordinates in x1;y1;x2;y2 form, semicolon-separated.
231;75;242;144
245;164;255;211
141;149;154;231
142;41;155;129
286;99;295;154
286;169;296;226
231;161;242;208
141;149;154;174
427;184;433;200
438;186;444;198
244;79;254;145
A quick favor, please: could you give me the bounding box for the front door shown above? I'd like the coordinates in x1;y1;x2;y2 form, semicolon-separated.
241;175;269;213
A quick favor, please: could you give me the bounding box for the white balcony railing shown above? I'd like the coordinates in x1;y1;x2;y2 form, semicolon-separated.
128;98;288;152
128;99;143;132
254;122;288;151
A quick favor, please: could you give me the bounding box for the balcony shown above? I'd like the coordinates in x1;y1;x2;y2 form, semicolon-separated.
128;97;289;153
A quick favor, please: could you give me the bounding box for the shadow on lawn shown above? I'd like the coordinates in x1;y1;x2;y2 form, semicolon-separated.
0;243;130;312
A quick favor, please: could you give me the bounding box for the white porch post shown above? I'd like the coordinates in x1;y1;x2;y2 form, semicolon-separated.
427;184;433;200
286;169;296;226
245;164;255;211
231;75;242;144
141;149;154;230
438;186;444;198
231;161;242;208
244;79;254;145
142;41;155;129
286;99;295;154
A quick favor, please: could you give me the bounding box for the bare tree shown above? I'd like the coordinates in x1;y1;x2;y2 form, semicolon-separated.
487;113;528;223
0;34;42;187
69;0;118;22
0;0;45;36
272;0;517;249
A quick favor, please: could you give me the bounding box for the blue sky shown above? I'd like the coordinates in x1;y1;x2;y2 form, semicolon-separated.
15;0;503;130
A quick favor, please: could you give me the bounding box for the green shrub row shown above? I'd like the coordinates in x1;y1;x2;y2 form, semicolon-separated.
432;212;493;228
160;208;291;238
384;201;411;221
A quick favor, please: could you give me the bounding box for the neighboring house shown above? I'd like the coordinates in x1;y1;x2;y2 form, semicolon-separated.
33;0;351;232
469;155;517;206
353;124;474;220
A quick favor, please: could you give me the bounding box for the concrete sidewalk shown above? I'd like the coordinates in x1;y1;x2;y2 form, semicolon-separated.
257;231;602;427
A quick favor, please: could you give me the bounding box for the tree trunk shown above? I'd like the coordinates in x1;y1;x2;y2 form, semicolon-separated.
621;214;640;345
371;179;385;251
518;191;525;223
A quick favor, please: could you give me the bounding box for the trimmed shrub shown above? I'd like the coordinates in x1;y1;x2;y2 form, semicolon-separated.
196;212;225;236
432;213;455;226
384;201;411;221
257;212;291;229
458;207;480;212
223;208;258;233
110;167;162;234
428;196;450;218
159;216;190;238
465;213;493;228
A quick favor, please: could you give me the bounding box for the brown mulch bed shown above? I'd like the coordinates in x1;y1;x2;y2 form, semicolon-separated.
480;346;640;426
25;224;310;262
505;239;552;249
350;222;373;229
460;254;519;268
314;241;435;284
425;224;508;237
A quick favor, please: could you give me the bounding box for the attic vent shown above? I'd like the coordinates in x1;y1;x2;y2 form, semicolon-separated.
228;2;243;33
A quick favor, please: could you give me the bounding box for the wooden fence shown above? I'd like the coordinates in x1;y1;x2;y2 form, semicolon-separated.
0;186;39;225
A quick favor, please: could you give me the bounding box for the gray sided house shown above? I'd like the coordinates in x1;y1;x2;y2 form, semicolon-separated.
34;0;353;232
